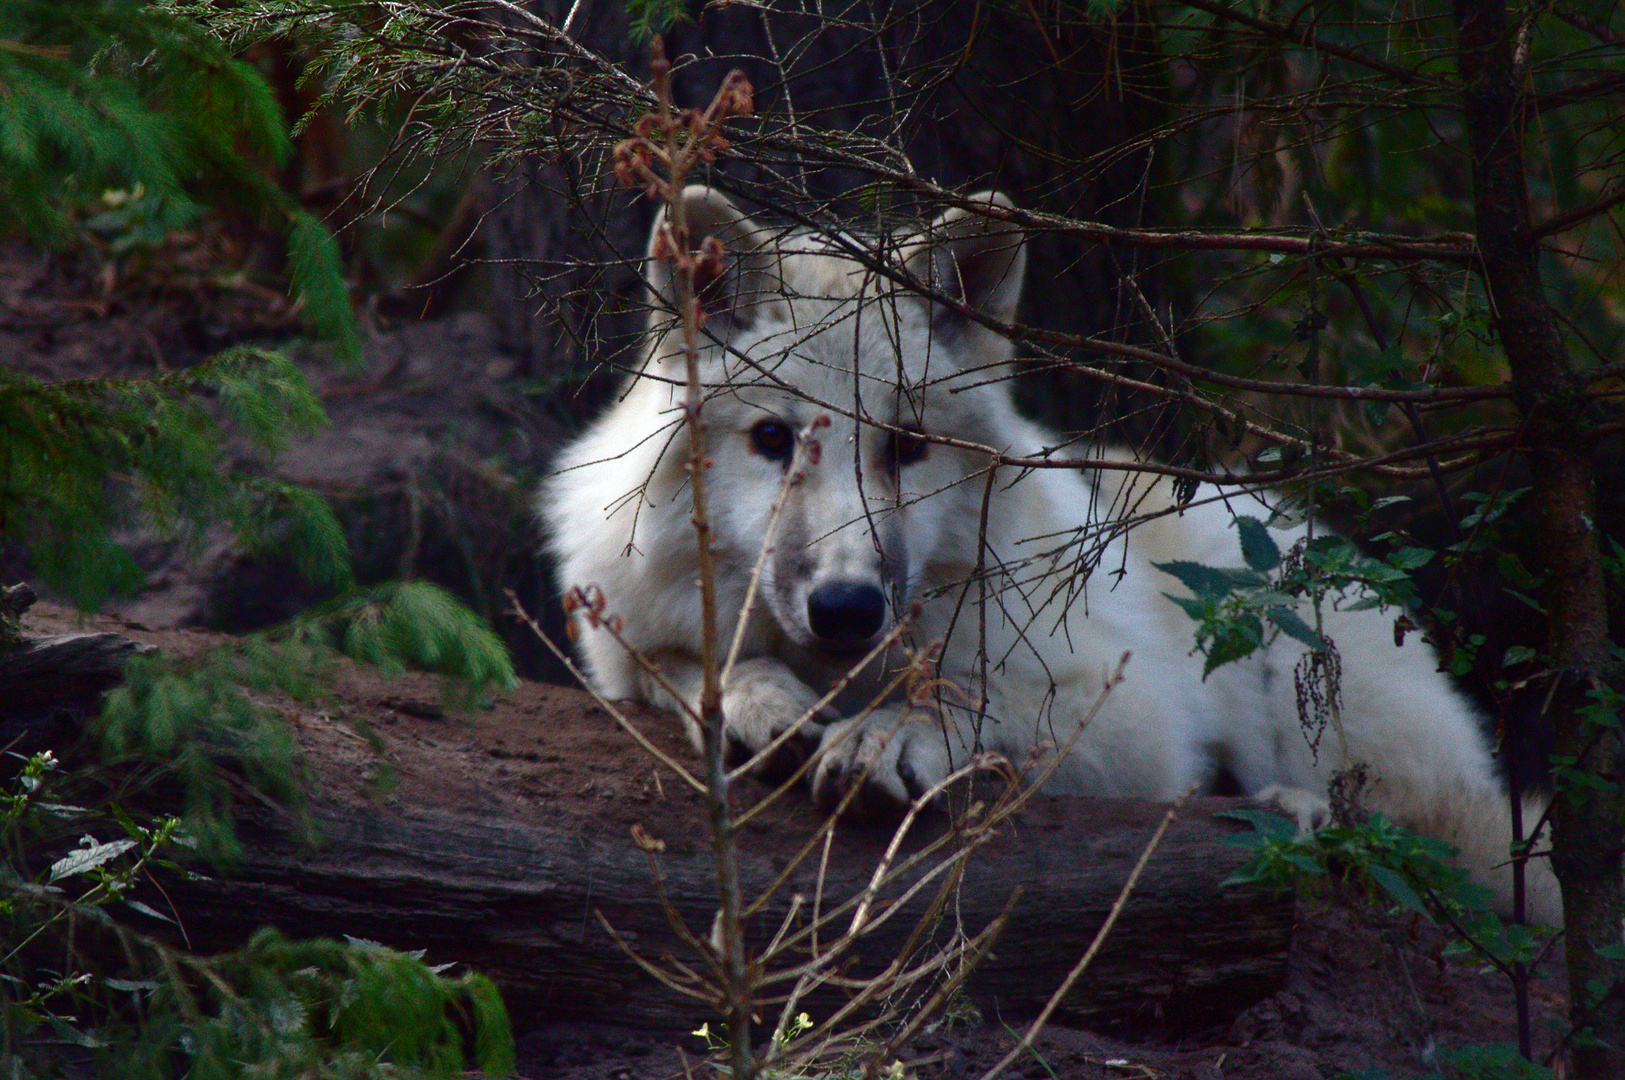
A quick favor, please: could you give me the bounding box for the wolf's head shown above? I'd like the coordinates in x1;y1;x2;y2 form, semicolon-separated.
640;187;1028;659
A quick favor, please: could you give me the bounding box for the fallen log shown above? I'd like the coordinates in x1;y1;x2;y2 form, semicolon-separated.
161;789;1292;1035
151;689;1293;1036
2;586;154;752
14;604;1292;1036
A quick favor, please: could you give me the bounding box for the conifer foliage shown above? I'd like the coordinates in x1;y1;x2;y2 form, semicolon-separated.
0;0;357;359
2;2;517;1074
1;349;343;608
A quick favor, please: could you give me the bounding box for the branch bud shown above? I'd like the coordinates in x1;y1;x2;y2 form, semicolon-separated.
719;70;754;119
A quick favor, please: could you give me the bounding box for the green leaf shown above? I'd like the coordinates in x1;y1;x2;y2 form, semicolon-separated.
287;210;362;368
1365;863;1425;913
1265;606;1330;651
124;899;176;925
1387;546;1435;570
48;837;137;881
1283;850;1324;875
1154;560;1268;600
1167;593;1212;622
1203;613;1264;676
1217;807;1302;838
1235;516;1281;572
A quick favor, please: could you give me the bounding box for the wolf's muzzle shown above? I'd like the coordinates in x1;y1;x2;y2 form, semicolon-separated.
807;581;886;647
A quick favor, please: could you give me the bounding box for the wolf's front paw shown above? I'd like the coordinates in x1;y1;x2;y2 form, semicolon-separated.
1253;783;1333;833
717;658;829;779
811;712;951;817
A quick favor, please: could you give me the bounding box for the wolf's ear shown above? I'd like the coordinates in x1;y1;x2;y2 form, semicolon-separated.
901;192;1026;327
646;186;782;337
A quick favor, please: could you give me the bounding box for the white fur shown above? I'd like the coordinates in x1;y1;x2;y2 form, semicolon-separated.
540;188;1559;924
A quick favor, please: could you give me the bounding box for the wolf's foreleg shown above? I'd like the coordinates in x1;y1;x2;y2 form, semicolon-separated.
811;706;967;813
639;650;829;777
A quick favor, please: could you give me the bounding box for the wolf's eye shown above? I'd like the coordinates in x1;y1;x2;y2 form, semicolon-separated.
888;426;930;470
749;418;795;464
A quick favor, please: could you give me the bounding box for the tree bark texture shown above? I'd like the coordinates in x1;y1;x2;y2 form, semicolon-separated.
1453;0;1625;1072
8;606;1294;1036
155;788;1293;1035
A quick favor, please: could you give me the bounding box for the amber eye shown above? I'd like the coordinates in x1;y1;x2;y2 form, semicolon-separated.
750;418;795;464
889;426;929;470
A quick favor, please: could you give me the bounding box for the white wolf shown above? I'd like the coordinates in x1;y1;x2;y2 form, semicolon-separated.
541;186;1558;924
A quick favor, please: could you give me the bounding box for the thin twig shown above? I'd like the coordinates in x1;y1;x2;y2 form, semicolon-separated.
976;793;1190;1080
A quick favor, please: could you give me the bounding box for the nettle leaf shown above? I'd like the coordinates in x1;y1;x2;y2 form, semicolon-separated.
125;899;176;925
1304;533;1354;559
1266;500;1310;529
49;837;138;882
1266;606;1330;651
1203;614;1264;677
1282;849;1324;876
1167;593;1213;622
1235;515;1281;572
1387;546;1435;570
1154;560;1267;600
1217;807;1300;839
1459;487;1530;530
1366;863;1426;913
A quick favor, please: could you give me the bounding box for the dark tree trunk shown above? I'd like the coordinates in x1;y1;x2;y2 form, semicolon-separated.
1453;0;1625;1073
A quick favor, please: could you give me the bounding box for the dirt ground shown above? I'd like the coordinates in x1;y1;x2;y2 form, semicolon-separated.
2;236;1574;1079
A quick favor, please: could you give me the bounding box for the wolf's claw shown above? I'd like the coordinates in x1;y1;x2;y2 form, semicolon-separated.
810;753;909;820
810;712;951;818
726;721;822;782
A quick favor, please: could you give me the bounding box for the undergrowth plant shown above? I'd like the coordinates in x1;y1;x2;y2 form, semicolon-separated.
1171;508;1612;1077
0;0;357;359
96;580;514;858
2;751;514;1078
0;349;344;610
2;2;519;1073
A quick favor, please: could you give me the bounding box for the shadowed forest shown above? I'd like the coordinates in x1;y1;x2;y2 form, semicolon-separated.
1;0;1622;1077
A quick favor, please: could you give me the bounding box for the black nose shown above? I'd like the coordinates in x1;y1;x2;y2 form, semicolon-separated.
807;582;886;645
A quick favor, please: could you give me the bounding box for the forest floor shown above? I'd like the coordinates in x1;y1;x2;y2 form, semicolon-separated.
3;236;1574;1079
21;597;1573;1080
